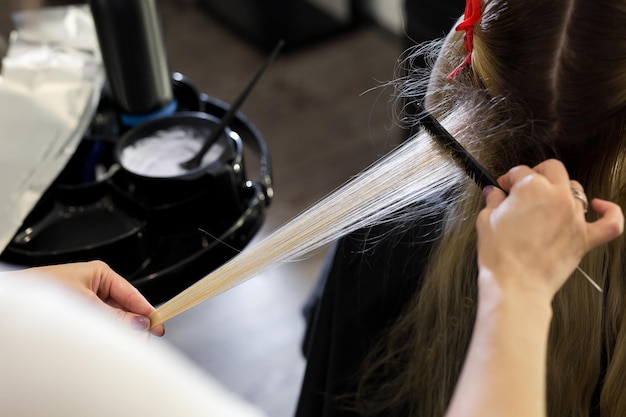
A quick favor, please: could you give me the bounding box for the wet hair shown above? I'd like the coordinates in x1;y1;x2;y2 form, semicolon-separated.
355;1;626;416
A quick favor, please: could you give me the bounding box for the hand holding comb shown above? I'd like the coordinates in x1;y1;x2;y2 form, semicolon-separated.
415;102;602;293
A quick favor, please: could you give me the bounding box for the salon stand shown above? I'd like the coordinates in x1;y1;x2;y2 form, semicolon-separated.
0;72;273;305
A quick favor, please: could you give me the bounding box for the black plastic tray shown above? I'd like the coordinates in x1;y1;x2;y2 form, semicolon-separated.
0;75;273;305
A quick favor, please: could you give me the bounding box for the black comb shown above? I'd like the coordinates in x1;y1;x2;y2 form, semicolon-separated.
416;102;500;190
416;104;603;292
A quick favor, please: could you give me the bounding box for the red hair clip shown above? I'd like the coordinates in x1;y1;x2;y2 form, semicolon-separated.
447;0;482;80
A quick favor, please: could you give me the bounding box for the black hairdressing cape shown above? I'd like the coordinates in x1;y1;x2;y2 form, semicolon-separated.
295;215;442;417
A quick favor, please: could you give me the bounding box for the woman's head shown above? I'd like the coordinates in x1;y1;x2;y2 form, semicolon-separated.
357;1;626;416
425;0;626;183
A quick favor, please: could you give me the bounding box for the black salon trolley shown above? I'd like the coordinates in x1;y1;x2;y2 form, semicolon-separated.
0;74;273;305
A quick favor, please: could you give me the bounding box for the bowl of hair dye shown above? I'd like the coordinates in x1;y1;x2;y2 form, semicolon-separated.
114;111;245;208
117;112;236;178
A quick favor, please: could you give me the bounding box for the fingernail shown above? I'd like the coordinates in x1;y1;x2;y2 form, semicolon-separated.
482;185;495;200
131;315;150;331
151;326;165;337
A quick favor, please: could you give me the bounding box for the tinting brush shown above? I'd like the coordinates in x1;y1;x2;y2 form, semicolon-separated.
180;39;285;170
416;102;603;293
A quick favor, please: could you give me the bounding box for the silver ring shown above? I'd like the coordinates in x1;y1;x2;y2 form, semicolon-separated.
571;188;588;213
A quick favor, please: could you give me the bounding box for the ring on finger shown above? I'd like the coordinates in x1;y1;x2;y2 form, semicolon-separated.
571;187;588;213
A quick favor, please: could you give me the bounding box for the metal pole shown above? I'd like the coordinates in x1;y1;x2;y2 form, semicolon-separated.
89;0;174;116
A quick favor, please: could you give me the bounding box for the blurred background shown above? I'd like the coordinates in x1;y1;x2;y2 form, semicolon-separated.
0;1;462;416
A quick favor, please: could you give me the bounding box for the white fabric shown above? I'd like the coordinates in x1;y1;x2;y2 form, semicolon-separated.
0;272;266;417
0;5;104;252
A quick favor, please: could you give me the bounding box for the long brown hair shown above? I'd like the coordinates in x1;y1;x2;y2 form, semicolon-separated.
355;1;626;416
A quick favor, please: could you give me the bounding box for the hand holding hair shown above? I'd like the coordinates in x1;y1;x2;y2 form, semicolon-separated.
476;159;624;300
446;160;623;417
10;261;165;336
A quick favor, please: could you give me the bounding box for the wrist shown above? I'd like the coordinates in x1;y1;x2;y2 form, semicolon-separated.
477;268;554;323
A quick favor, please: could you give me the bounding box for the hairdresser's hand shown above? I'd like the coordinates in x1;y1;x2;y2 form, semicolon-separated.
13;261;165;336
476;159;623;300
